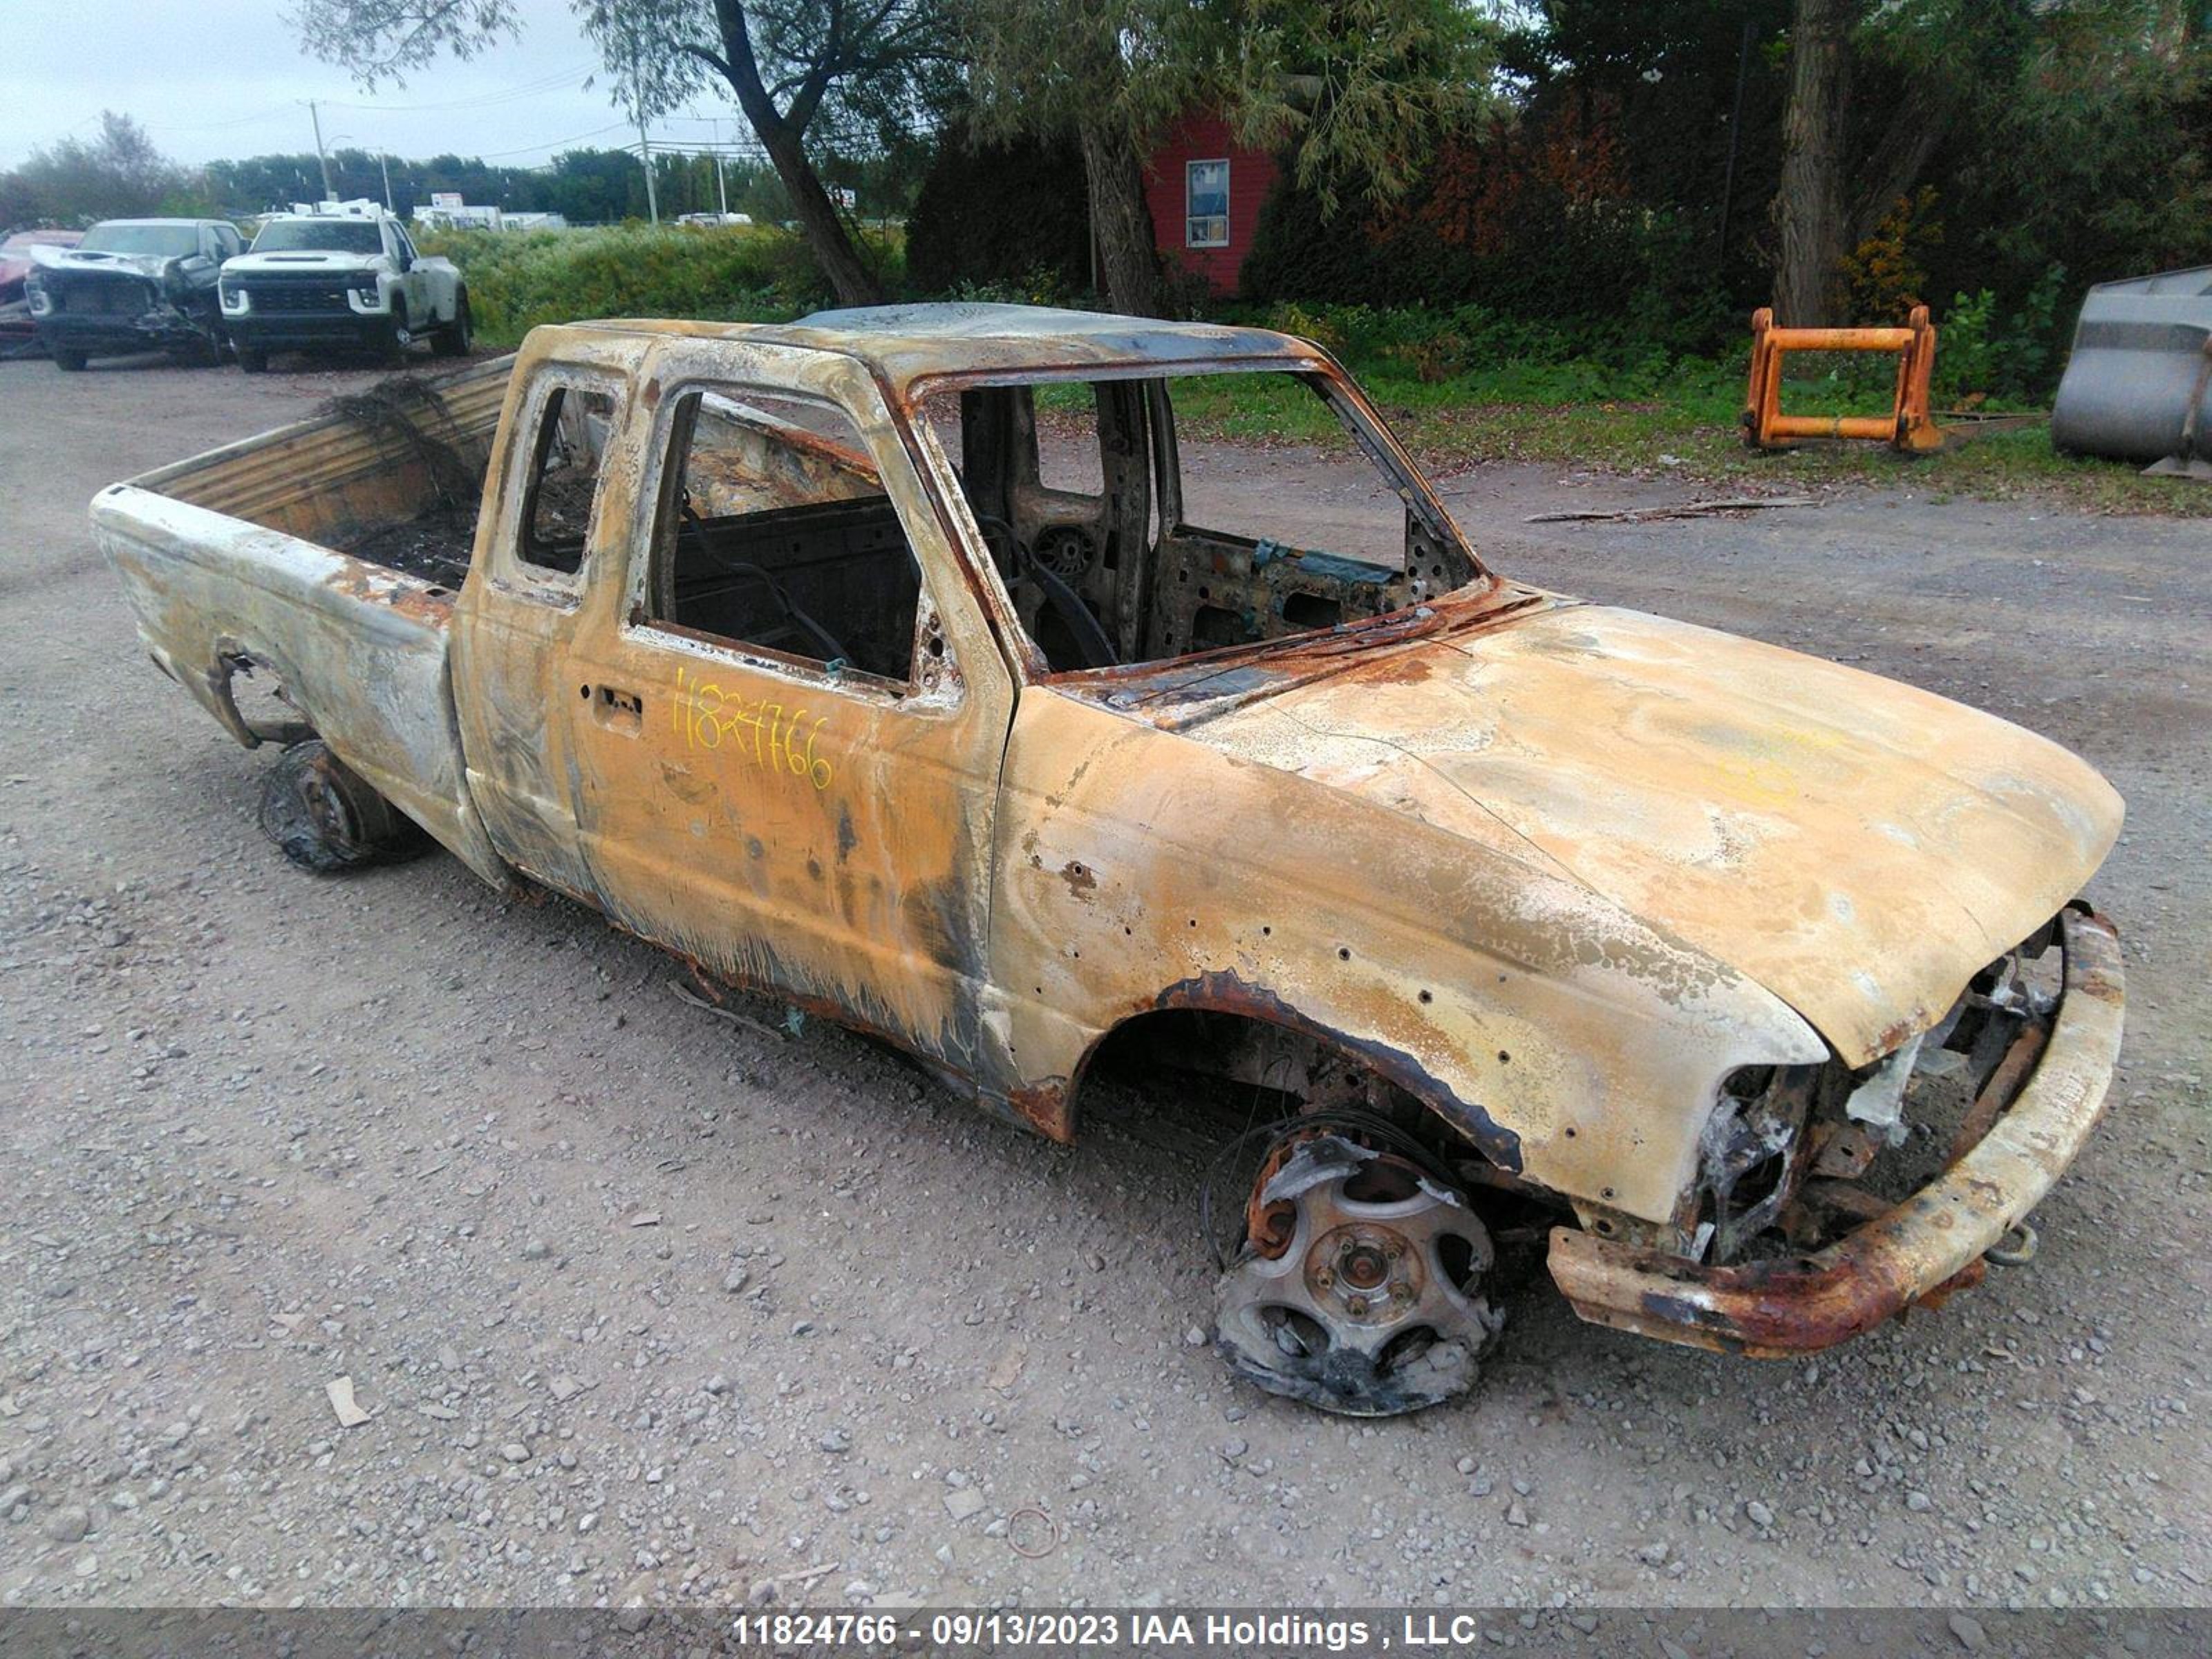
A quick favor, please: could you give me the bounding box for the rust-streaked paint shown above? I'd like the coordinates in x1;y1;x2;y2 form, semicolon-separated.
550;335;1015;1078
1140;598;2121;1071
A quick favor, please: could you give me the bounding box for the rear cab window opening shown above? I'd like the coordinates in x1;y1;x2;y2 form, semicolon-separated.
910;363;1487;683
518;382;619;580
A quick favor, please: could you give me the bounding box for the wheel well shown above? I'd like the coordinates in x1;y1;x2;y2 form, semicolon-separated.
207;645;315;749
1060;1004;1518;1178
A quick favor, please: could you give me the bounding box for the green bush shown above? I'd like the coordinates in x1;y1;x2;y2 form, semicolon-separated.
1240;104;1732;362
1932;270;2069;407
415;224;905;347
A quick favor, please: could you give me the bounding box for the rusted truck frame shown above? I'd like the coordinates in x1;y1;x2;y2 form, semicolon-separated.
93;306;2125;1416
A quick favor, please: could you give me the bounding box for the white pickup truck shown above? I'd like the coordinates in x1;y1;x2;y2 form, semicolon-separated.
218;205;471;371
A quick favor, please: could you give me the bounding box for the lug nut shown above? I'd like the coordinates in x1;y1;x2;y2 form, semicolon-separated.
1344;1294;1369;1317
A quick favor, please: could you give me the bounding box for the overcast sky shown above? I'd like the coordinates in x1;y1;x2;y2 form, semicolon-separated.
0;0;751;171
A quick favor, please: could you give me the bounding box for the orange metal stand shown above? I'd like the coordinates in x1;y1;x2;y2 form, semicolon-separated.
1743;303;1942;453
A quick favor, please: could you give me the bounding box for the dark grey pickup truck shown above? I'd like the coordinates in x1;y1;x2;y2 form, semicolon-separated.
27;218;243;368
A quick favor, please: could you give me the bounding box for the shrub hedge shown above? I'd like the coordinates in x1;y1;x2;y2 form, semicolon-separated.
415;223;903;346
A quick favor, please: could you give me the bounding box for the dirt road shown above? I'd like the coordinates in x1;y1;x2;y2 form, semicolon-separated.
0;355;2206;1619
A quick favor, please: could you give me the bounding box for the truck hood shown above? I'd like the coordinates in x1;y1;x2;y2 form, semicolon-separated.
223;252;386;277
30;244;185;283
1177;600;2122;1065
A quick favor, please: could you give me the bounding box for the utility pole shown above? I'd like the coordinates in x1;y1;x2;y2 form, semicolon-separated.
306;100;334;202
1716;15;1755;266
379;151;394;213
636;120;659;225
714;120;728;218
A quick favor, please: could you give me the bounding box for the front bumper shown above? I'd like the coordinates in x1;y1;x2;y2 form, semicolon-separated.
226;314;394;352
35;307;214;355
1548;905;2124;1356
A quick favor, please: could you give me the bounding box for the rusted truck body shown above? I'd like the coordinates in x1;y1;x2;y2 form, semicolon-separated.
93;306;2126;1416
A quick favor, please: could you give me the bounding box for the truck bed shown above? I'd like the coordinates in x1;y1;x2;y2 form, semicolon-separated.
187;364;509;581
91;357;514;887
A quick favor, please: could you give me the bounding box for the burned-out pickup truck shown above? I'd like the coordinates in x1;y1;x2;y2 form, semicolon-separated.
94;306;2126;1416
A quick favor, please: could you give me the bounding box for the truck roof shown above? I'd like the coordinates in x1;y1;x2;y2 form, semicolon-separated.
563;303;1316;394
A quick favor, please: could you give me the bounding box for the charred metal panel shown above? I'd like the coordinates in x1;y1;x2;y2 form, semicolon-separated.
1170;601;2121;1069
91;486;505;887
981;677;1830;1224
541;335;1018;1080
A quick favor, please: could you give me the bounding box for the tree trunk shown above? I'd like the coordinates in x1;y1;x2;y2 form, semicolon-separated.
1079;122;1160;317
1773;0;1856;326
708;0;882;308
756;117;882;307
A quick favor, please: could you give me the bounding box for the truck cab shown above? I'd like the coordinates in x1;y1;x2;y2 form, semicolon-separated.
218;200;471;371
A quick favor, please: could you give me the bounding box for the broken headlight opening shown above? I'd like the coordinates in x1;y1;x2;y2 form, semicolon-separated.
26;278;51;317
350;280;381;308
1687;917;2068;1267
1692;1063;1820;1264
220;284;249;315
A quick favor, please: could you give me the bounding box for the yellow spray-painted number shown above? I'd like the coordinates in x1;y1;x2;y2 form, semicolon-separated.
675;665;834;790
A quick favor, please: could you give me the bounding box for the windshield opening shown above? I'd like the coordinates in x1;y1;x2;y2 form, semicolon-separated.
79;223;202;258
917;367;1482;679
252;220;383;255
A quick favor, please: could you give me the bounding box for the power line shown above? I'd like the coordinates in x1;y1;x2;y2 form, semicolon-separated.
321;62;599;115
143;100;304;135
473;120;632;160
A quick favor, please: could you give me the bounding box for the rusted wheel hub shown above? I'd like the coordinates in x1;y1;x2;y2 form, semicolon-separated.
1215;1134;1502;1416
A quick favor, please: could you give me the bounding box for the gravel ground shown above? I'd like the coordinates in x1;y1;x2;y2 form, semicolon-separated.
0;352;2206;1621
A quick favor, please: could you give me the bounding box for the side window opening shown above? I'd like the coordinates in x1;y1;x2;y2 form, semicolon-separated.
519;384;616;577
644;388;923;688
927;371;1480;677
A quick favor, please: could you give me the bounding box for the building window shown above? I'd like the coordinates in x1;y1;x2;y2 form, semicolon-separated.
1185;159;1229;248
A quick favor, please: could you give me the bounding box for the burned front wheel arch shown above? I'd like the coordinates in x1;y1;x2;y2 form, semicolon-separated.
1128;968;1526;1175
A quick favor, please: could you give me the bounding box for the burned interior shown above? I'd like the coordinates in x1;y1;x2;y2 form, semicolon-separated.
924;368;1481;676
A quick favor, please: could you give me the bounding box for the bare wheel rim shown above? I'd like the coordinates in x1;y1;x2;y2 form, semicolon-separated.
1215;1134;1503;1416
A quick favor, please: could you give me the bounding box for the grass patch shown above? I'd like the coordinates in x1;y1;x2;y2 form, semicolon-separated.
1185;306;2212;517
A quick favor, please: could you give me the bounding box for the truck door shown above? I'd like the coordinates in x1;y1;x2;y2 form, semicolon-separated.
389;223;430;327
561;341;1015;1080
451;356;629;901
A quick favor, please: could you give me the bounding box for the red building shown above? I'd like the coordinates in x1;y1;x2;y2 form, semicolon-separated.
1143;111;1280;297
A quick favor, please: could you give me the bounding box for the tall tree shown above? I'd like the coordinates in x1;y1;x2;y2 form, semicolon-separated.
292;0;955;303
1772;0;2209;324
11;113;194;223
1772;0;1853;324
959;0;1493;317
